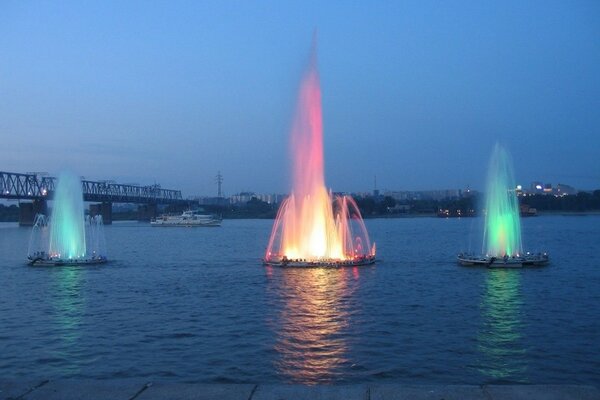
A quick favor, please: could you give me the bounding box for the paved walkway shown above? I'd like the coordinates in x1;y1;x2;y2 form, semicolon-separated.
1;380;599;400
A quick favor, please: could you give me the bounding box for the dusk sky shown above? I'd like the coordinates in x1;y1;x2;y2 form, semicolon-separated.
1;1;599;196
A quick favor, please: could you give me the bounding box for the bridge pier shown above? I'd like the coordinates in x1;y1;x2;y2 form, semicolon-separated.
89;202;112;224
138;203;158;222
18;199;47;226
165;203;190;214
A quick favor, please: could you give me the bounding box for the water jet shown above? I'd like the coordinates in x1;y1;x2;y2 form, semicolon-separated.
264;41;375;267
458;144;548;267
27;171;108;266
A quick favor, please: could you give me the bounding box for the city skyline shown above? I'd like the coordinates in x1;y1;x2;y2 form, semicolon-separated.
2;1;599;195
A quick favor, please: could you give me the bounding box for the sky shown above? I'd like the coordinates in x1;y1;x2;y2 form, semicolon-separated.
1;1;599;196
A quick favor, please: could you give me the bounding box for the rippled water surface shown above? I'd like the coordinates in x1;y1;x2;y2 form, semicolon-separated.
1;216;599;384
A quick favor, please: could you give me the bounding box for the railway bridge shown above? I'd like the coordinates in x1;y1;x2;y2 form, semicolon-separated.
0;171;196;225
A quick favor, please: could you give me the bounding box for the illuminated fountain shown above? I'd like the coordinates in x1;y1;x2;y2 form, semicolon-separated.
458;144;548;267
264;42;375;267
483;144;522;258
27;171;108;266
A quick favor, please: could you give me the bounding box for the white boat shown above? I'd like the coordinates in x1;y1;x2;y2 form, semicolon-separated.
457;252;549;268
150;210;222;227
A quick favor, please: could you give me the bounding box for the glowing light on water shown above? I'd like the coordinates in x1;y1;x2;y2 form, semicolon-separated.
483;144;522;257
49;171;86;259
272;268;353;382
51;267;85;374
265;41;374;262
28;171;107;261
477;270;527;380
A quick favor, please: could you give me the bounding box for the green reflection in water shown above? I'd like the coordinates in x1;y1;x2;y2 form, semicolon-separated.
50;266;85;375
478;269;528;382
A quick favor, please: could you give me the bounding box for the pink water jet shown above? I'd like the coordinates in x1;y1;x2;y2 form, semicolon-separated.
265;42;375;266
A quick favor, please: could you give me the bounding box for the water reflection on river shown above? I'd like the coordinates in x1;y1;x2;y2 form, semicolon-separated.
1;218;599;384
477;269;527;382
50;267;86;375
268;266;361;384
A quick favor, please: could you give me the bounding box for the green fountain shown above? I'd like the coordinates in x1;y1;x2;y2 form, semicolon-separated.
483;144;522;258
458;144;548;268
49;171;87;260
27;171;107;266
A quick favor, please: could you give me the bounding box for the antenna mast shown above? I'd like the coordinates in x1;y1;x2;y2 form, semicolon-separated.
216;171;223;198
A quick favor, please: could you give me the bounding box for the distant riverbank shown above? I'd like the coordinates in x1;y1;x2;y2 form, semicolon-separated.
3;206;600;223
537;210;600;216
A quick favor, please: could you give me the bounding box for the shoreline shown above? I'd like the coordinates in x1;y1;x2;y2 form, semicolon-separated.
537;210;600;216
3;211;600;224
1;380;599;400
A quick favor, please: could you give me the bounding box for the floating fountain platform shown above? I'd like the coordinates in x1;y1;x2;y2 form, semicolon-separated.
457;252;549;268
264;255;376;268
27;254;108;267
27;253;108;267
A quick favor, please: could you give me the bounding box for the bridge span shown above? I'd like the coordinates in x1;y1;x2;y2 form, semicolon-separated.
0;171;195;225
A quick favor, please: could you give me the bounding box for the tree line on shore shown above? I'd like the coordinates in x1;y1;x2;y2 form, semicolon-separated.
0;204;19;222
2;190;599;222
197;190;600;218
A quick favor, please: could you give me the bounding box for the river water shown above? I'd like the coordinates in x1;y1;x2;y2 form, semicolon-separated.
0;216;598;384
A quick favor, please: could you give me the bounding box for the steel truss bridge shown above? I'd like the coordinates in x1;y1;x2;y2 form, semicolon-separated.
1;171;195;225
0;171;186;204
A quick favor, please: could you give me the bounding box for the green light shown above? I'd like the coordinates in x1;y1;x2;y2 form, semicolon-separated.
51;267;84;375
477;270;527;381
49;172;86;259
483;144;522;257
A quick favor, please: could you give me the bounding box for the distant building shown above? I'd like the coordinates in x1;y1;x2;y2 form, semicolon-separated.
253;193;286;204
517;181;578;197
229;192;286;205
462;188;478;198
384;189;462;201
388;204;411;213
531;181;544;193
556;183;577;196
195;196;228;206
229;192;257;204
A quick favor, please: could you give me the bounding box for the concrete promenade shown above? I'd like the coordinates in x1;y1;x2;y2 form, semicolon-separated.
1;380;599;400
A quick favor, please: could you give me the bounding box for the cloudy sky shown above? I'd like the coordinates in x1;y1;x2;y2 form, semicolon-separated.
1;1;599;196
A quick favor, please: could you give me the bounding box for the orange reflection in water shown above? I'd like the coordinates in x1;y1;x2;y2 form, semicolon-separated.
270;267;358;384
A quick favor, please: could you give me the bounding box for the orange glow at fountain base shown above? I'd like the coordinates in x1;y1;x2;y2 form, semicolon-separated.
265;191;375;267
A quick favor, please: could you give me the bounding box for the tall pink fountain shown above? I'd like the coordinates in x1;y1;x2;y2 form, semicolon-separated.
264;41;375;267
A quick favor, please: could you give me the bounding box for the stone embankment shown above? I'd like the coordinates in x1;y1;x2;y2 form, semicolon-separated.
1;380;599;400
